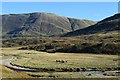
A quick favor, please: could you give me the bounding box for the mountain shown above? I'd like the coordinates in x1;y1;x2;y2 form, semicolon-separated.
63;13;120;37
2;12;96;38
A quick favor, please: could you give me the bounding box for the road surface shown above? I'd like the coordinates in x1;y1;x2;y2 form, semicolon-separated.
0;57;36;72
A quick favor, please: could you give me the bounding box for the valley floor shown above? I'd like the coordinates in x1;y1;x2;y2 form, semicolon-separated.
0;47;119;79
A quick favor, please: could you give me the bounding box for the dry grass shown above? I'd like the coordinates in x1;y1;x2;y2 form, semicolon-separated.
1;47;119;79
2;47;118;69
0;64;31;78
27;72;85;78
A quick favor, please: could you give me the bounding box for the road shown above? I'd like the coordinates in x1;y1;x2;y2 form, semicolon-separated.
0;57;119;78
0;57;36;72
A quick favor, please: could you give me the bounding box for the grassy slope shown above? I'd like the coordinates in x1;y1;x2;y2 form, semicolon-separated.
2;48;118;69
0;64;31;78
2;12;96;38
63;13;120;37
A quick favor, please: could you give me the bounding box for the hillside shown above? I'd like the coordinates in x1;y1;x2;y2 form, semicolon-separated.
63;13;120;37
2;12;96;38
0;64;31;78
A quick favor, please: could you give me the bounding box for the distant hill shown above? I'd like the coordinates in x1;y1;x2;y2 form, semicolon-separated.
2;12;96;38
63;13;120;37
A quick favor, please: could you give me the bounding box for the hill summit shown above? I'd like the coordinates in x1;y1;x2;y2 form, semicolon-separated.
2;12;96;37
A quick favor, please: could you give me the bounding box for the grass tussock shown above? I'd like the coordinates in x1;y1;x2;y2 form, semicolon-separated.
0;64;31;78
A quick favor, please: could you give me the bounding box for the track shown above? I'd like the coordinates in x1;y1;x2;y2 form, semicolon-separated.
0;57;36;72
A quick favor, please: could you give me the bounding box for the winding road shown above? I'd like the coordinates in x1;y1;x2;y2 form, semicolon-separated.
0;57;119;78
0;57;36;72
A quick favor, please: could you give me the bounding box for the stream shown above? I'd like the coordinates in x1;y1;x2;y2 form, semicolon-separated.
0;58;119;78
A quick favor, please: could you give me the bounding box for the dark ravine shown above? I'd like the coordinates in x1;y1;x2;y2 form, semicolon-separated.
63;13;120;37
2;12;96;38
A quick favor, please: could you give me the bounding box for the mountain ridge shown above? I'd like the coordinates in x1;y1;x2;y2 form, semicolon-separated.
63;13;120;37
2;12;96;38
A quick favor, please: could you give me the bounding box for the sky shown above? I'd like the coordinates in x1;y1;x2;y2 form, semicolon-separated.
2;2;118;21
1;0;119;2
